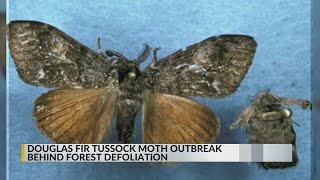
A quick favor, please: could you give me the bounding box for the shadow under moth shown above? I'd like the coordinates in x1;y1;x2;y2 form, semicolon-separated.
8;20;257;144
230;91;311;169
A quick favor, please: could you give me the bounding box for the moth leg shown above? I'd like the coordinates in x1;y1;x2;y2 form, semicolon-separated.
280;98;312;110
229;116;243;129
136;44;152;64
229;107;255;129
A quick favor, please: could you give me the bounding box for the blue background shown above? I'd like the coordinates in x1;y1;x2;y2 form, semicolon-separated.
8;0;312;179
0;0;4;11
312;0;320;178
1;0;6;179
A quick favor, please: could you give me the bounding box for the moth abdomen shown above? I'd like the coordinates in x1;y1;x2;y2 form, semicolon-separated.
116;96;141;144
249;116;298;169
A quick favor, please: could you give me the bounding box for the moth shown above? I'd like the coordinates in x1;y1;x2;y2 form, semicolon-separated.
230;91;311;169
8;20;257;144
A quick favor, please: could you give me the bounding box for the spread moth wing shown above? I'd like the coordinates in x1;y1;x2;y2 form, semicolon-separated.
142;93;220;144
144;35;257;97
33;88;117;143
8;20;115;88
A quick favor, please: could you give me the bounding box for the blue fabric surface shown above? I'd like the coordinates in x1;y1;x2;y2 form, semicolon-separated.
8;0;311;179
0;72;5;179
311;0;320;178
0;0;4;12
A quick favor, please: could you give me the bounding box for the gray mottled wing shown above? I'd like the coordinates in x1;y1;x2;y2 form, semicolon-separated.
144;35;257;97
8;20;115;88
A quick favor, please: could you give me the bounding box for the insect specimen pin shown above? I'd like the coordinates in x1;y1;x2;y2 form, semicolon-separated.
230;91;311;169
8;20;257;144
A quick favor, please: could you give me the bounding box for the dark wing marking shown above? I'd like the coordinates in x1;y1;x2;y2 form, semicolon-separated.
33;88;117;144
142;93;220;144
8;20;116;88
144;35;257;97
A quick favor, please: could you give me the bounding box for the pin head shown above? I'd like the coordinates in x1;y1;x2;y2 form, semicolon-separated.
128;71;137;79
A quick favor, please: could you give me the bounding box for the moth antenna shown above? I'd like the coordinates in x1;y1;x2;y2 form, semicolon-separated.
229;107;253;129
150;47;161;69
105;49;129;62
136;44;152;64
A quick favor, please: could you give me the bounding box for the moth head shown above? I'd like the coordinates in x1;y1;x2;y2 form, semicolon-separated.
104;49;143;81
116;61;141;83
255;91;280;107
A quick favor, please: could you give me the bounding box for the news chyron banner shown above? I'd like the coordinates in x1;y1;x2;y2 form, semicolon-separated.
21;144;292;162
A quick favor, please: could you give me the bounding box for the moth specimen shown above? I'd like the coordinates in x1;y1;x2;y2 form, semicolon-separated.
230;91;311;169
8;20;257;144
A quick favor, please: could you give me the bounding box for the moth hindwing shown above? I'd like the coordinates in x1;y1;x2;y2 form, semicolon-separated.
9;20;257;144
230;91;311;169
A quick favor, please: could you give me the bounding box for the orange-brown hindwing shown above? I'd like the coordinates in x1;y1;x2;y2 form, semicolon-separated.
33;88;117;144
142;93;220;144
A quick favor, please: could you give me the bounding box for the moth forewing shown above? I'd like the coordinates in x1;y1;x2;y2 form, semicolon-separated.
142;93;220;144
230;91;311;169
8;20;115;89
33;88;117;144
144;35;257;98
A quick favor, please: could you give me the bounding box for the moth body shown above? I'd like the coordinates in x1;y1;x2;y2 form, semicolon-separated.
115;61;143;143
